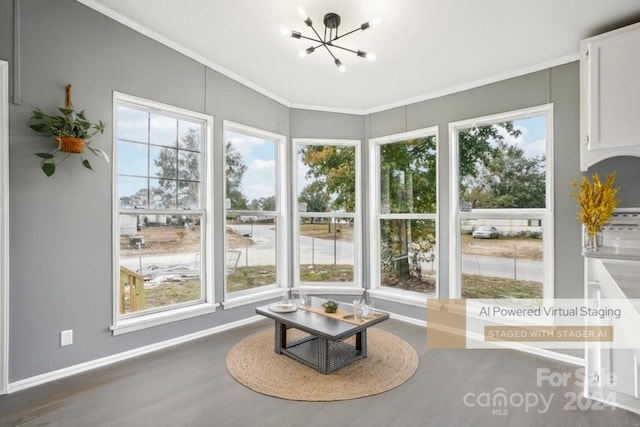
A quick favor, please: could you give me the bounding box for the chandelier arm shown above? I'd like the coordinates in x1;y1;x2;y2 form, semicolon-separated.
321;43;338;61
327;44;360;55
308;23;326;44
331;26;364;42
297;34;323;44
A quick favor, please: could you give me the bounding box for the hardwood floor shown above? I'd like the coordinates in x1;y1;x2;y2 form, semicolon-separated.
1;319;640;427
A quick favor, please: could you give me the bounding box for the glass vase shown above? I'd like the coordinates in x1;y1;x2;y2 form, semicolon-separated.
583;228;603;252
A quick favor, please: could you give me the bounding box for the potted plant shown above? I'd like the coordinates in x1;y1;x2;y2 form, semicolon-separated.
27;84;108;177
321;300;339;313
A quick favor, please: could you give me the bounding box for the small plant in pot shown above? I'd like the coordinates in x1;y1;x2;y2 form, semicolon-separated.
27;84;108;177
321;300;339;313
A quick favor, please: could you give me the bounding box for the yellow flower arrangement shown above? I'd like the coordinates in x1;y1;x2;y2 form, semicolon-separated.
570;172;620;238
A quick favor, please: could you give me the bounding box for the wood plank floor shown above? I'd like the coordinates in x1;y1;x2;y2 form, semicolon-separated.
1;319;640;427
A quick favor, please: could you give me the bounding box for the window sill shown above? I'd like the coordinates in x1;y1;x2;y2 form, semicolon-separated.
110;303;218;336
223;288;284;309
369;288;434;308
223;286;366;309
293;285;364;295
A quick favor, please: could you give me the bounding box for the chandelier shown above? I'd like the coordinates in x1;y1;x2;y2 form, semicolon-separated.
282;7;379;72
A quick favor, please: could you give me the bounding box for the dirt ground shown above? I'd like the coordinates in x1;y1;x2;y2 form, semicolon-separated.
462;234;542;260
123;224;542;261
120;225;201;256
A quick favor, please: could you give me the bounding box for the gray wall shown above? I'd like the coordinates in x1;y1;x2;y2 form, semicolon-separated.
588;157;640;208
3;0;289;382
2;0;628;383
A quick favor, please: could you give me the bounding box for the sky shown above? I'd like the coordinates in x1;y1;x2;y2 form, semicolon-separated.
499;115;547;160
226;130;277;202
117;105;205;203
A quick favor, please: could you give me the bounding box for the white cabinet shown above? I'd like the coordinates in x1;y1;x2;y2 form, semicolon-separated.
580;22;640;171
584;258;640;413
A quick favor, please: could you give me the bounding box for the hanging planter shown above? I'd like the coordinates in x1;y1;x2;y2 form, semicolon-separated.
55;136;85;154
28;84;108;176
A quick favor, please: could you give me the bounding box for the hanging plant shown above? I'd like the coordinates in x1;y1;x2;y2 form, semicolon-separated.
27;84;108;177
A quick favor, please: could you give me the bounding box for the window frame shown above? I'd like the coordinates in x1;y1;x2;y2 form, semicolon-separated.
448;104;554;300
111;92;215;335
222;121;288;307
368;127;439;306
292;138;362;293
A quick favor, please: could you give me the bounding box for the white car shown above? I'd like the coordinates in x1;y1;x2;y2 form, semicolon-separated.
472;226;499;239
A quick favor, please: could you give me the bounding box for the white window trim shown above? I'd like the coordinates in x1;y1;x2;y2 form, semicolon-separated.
292;138;362;288
448;104;554;299
222;121;288;304
0;60;9;395
368;127;439;304
111;92;215;334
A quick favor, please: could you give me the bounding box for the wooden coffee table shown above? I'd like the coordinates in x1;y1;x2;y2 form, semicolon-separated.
255;297;389;374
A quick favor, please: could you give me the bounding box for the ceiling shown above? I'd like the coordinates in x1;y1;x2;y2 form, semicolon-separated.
82;0;640;114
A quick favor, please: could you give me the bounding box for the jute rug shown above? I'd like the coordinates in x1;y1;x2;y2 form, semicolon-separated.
226;328;419;401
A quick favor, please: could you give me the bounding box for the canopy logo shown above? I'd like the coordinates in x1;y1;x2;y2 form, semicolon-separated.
462;367;618;416
463;388;553;415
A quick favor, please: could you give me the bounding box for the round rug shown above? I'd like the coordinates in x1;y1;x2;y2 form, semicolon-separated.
226;328;419;401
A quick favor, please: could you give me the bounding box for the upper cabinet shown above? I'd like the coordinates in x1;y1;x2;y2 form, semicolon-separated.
580;22;640;171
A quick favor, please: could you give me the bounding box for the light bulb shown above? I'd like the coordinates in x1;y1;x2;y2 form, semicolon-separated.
297;6;307;19
366;52;377;62
335;59;345;73
279;27;291;37
370;17;382;27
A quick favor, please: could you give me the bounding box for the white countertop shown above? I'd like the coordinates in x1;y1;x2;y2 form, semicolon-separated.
583;246;640;261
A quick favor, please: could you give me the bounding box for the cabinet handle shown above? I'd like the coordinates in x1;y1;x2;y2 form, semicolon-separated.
584;136;589;145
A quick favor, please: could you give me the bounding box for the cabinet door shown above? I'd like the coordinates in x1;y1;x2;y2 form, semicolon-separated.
582;24;640;152
580;24;640;171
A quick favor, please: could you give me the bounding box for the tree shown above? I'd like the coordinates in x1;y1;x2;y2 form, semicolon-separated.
298;181;330;213
458;122;545;209
248;196;276;211
458;122;521;206
298;145;356;212
379;137;437;279
481;141;545;208
225;141;248;210
380;137;436;213
120;187;149;208
153;128;200;209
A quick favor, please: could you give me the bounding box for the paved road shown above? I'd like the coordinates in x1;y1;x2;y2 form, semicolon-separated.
462;254;542;282
228;224;354;267
121;224;543;282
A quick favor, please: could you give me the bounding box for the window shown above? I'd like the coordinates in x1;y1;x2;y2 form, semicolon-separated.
224;122;286;298
113;93;213;330
450;105;553;299
369;128;438;300
293;139;361;288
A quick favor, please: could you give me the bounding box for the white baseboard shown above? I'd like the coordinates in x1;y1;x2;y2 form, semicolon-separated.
7;315;264;394
389;312;427;327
